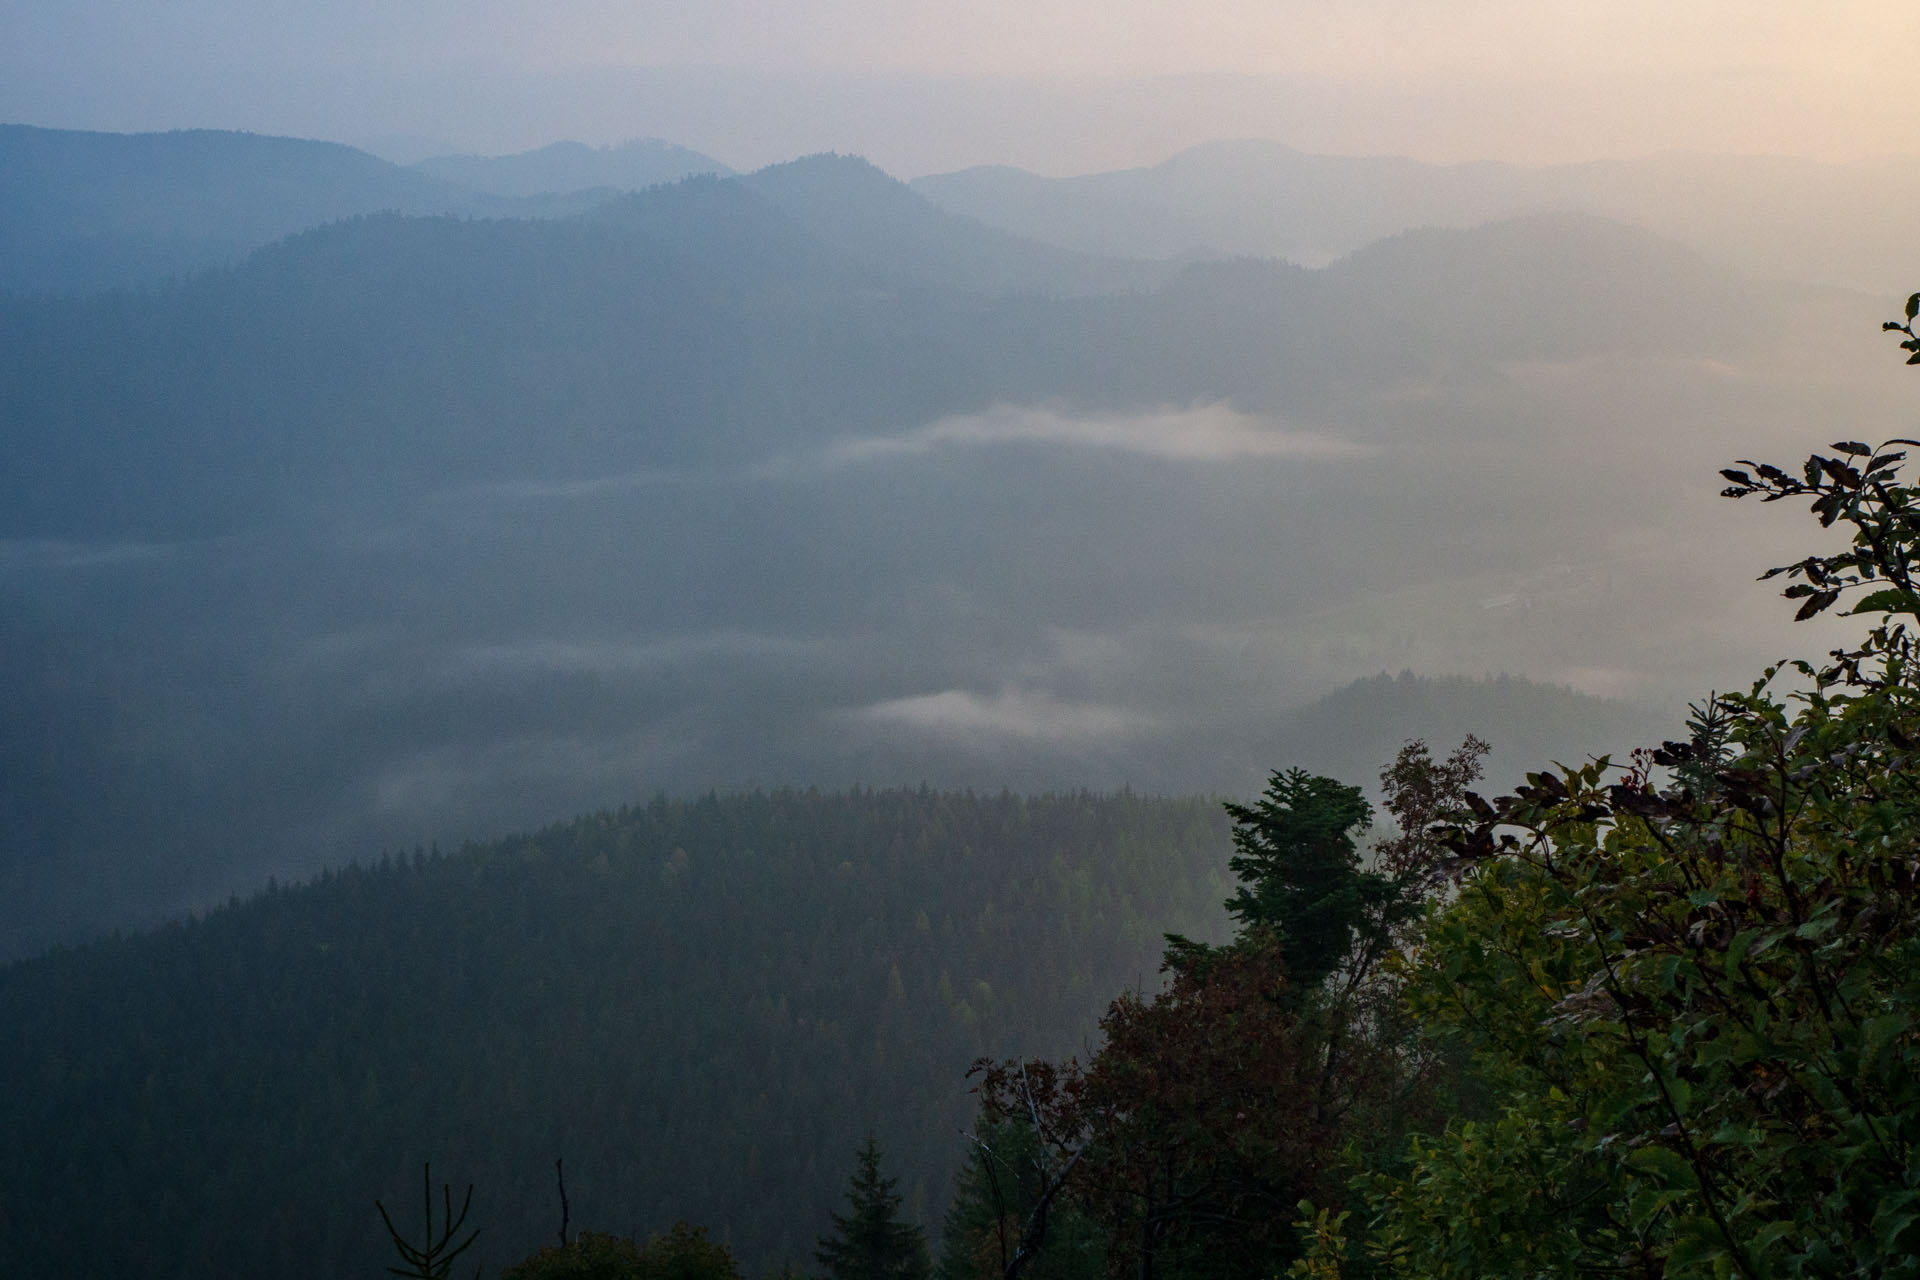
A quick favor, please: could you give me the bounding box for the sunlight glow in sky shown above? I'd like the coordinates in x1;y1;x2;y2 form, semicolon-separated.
6;0;1917;173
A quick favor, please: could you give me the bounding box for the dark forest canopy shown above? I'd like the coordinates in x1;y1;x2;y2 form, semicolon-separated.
0;786;1233;1280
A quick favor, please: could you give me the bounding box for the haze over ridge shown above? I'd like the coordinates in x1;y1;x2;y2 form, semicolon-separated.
3;131;1906;959
6;3;1917;174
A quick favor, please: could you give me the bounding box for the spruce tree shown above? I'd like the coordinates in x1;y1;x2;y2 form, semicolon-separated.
1219;768;1383;993
815;1138;932;1280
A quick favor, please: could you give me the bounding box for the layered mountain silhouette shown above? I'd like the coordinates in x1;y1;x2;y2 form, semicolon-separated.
0;125;623;295
412;137;733;196
912;138;1920;290
0;167;1756;541
0;128;1164;298
734;153;1169;295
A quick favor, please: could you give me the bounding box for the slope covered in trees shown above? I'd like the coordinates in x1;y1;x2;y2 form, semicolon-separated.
0;787;1233;1279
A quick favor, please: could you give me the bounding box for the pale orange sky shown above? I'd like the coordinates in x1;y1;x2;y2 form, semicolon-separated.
505;0;1916;84
5;0;1917;171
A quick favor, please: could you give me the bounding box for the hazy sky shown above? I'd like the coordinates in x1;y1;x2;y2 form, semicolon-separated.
8;1;1919;175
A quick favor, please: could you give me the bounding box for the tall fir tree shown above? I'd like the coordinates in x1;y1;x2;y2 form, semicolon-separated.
1219;768;1384;993
815;1138;932;1280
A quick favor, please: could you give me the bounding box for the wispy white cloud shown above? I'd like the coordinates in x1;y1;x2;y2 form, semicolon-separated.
423;405;1365;499
844;687;1149;742
800;402;1372;470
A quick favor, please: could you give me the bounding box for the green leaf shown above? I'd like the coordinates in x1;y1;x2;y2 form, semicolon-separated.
1628;1144;1699;1191
1848;588;1920;616
1660;1220;1726;1275
1795;589;1841;620
1860;1012;1910;1071
1802;1069;1850;1117
1708;1120;1757;1147
1629;1184;1686;1233
1877;1208;1919;1255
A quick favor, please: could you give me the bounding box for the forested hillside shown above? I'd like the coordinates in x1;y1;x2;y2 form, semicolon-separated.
0;787;1233;1279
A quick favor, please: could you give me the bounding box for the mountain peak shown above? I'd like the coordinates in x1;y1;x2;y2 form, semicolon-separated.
412;137;732;197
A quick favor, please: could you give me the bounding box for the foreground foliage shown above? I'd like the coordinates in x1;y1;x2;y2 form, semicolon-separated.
946;298;1920;1280
965;752;1471;1280
1317;297;1920;1278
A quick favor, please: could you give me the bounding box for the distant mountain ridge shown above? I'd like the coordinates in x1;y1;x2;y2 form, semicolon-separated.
1267;671;1667;795
0;197;1754;540
736;153;1169;296
0;124;612;295
911;138;1920;290
12;125;1915;298
0;126;1164;298
412;137;734;196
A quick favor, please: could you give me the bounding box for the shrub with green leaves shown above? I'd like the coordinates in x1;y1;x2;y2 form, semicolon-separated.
1331;298;1920;1279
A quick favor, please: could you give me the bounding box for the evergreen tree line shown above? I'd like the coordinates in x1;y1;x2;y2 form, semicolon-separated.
0;788;1231;1278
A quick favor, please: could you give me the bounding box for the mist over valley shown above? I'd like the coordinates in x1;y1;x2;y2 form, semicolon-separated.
3;126;1908;958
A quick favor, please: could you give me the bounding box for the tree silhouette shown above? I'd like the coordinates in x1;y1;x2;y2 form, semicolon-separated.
815;1138;932;1280
1219;769;1380;995
376;1163;480;1279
